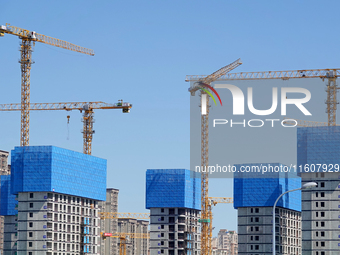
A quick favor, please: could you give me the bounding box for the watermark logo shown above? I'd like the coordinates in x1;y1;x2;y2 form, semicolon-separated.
198;82;223;115
202;84;312;128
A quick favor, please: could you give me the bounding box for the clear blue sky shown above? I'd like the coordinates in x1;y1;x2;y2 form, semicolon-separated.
1;0;339;236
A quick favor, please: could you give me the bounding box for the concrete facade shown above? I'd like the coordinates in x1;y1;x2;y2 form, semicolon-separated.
15;191;101;255
118;218;149;255
301;172;340;255
0;150;10;255
99;188;119;255
237;207;301;255
149;207;200;255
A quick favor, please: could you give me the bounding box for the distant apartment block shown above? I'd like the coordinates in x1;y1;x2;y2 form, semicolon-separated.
297;127;340;255
217;229;238;255
234;164;302;255
118;218;149;255
99;188;119;255
146;169;201;255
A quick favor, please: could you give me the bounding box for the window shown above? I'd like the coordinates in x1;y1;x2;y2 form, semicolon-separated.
29;222;33;227
321;252;325;255
321;202;325;207
161;241;164;245
316;242;318;247
161;233;164;237
321;192;325;197
161;217;164;221
255;208;259;213
316;222;319;227
29;242;33;247
321;182;325;187
250;236;253;240
251;218;253;222
255;236;259;241
29;203;33;208
29;232;33;237
321;222;325;227
161;250;164;254
321;212;325;217
250;245;253;250
161;208;164;213
316;232;319;237
316;212;319;217
30;193;33;198
316;202;319;207
250;227;253;232
29;212;33;218
250;208;253;213
28;253;32;255
316;192;318;197
255;217;259;222
321;231;325;237
321;242;325;247
161;225;164;229
321;173;325;178
255;245;259;250
255;227;259;231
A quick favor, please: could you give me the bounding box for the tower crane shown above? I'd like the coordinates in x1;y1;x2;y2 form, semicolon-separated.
0;23;94;146
0;101;132;155
186;68;340;126
187;59;242;255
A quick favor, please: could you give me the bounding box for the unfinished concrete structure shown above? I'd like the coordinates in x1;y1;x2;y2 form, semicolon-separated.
146;169;201;255
234;164;302;255
17;192;101;255
298;127;340;255
118;218;149;255
99;188;119;255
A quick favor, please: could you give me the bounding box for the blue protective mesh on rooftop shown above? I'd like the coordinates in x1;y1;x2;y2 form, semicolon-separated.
11;146;107;201
297;126;340;171
233;163;301;211
146;169;201;210
0;175;17;215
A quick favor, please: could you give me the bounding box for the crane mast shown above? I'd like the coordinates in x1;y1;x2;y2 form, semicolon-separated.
0;23;94;146
188;59;242;255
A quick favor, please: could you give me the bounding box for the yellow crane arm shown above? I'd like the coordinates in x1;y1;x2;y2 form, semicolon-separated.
101;232;149;239
1;24;94;56
0;101;132;111
99;212;150;220
209;197;233;204
186;68;340;81
188;58;242;95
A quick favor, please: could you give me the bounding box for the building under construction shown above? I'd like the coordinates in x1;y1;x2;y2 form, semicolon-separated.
234;164;302;255
0;145;107;255
146;169;201;255
297;126;340;255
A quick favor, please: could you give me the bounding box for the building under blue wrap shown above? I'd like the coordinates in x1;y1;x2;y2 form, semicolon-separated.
234;163;301;212
10;146;107;201
297;126;340;168
0;175;17;215
146;169;200;210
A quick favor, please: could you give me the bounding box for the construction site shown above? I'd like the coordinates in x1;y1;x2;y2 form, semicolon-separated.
1;2;340;255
